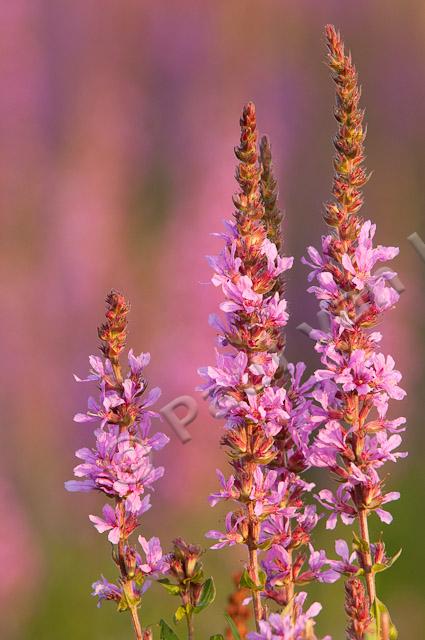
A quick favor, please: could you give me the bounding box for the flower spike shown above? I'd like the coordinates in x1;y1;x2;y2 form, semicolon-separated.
303;25;406;636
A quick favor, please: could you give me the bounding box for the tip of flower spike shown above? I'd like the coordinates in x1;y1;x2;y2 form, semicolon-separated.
325;24;346;65
325;24;340;47
105;290;130;316
242;101;256;122
238;101;256;132
238;102;257;146
325;23;337;37
259;134;271;156
98;290;130;362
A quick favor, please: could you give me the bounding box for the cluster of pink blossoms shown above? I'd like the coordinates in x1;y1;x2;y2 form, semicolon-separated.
200;103;334;637
305;219;406;532
65;293;170;612
249;593;330;640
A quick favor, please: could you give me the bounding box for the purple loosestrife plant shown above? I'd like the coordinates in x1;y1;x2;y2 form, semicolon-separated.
65;292;170;640
63;27;411;640
200;104;333;636
303;26;406;637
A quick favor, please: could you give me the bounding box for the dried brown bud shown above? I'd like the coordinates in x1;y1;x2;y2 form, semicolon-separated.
169;538;204;583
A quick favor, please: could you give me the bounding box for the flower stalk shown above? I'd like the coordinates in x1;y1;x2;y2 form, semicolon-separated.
201;103;334;638
303;25;406;637
200;102;287;629
66;291;170;639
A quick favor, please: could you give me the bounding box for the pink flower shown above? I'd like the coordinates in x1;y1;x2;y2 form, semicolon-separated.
89;499;151;543
206;512;245;549
307;271;340;301
261;239;294;278
221;276;263;314
371;353;406;400
309;420;348;469
74;389;124;425
200;350;248;392
89;504;122;544
137;536;169;575
305;546;339;584
128;349;151;375
341;220;399;291
302;242;329;282
329;539;358;576
259;292;289;327
91;576;122;607
208;470;239;506
316;487;356;529
248;592;330;640
334;349;373;395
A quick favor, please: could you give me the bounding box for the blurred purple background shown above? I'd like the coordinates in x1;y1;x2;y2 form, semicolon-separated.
1;1;424;638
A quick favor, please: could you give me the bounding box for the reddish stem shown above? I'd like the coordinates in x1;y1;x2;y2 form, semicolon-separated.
358;509;376;605
248;543;263;631
129;605;144;640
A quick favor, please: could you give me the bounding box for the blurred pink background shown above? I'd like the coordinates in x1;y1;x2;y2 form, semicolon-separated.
1;1;424;638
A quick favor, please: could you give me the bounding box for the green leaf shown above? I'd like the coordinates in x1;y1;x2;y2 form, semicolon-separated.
117;594;129;612
182;568;204;584
173;603;193;625
257;538;273;551
372;563;388;574
159;619;181;640
258;569;266;588
173;605;189;624
194;577;216;613
134;572;146;586
224;613;242;640
158;578;181;596
239;568;255;590
210;636;224;640
366;597;398;640
390;547;402;567
239;568;266;591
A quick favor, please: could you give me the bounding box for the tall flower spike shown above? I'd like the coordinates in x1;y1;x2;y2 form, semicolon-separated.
303;25;406;636
66;292;170;640
201;103;332;634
